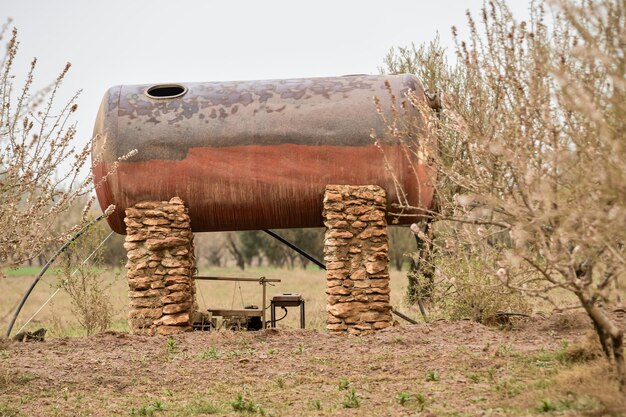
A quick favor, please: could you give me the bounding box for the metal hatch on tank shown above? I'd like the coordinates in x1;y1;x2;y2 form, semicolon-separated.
91;74;435;234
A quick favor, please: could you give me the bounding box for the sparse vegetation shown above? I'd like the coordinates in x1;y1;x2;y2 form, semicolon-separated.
166;338;178;354
342;388;361;408
231;393;263;414
200;347;220;360
130;400;166;417
55;220;114;336
426;370;439;381
182;398;221;415
338;377;350;390
310;399;322;410
395;391;412;406
415;392;426;411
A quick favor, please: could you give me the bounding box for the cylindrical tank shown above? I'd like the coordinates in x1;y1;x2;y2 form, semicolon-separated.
92;74;434;234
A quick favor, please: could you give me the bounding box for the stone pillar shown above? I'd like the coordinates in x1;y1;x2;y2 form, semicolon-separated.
123;197;197;336
323;185;393;335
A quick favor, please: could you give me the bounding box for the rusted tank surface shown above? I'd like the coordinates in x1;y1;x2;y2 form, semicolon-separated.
92;74;435;234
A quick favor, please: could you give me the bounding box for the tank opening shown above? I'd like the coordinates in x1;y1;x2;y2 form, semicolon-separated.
145;84;187;99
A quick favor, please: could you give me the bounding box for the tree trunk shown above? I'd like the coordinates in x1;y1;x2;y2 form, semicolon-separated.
578;292;625;392
407;221;435;305
226;234;245;271
394;254;403;271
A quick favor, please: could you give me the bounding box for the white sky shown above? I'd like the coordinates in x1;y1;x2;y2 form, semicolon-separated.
3;0;531;149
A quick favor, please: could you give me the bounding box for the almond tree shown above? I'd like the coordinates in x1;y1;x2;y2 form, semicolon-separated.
0;24;103;268
380;0;625;390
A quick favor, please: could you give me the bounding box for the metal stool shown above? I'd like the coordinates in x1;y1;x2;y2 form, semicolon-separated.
270;293;305;329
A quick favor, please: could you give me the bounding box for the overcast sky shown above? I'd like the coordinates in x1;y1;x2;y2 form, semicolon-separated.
3;0;532;147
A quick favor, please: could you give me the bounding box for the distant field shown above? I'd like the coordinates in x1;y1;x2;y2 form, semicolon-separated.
0;266;417;337
1;266;54;277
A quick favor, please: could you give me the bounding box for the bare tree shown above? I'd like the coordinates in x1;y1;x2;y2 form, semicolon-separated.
379;0;626;390
195;232;227;267
226;233;245;270
0;25;128;269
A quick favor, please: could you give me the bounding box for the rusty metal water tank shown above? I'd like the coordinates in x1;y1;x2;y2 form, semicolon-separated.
92;74;435;234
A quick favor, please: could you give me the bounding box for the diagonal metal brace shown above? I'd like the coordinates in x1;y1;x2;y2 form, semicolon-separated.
262;229;417;325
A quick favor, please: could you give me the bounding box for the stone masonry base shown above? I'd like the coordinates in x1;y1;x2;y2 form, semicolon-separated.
323;185;393;335
124;197;197;336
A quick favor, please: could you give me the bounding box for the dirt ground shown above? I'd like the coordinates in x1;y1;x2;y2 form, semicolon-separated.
1;312;625;417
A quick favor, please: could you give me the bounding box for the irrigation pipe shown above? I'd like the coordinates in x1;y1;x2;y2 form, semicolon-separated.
11;231;114;337
5;212;112;338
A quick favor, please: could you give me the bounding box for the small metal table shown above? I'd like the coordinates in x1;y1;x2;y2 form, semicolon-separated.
270;293;305;329
194;276;281;329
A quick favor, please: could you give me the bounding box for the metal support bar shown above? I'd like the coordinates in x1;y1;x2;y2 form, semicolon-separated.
263;228;417;326
193;276;281;282
263;229;326;270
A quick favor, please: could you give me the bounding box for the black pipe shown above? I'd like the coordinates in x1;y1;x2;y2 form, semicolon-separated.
263;229;418;325
263;229;326;270
392;308;418;325
5;213;108;338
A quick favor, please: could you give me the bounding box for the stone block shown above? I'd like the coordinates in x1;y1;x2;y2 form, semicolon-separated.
143;209;167;218
323;192;343;202
134;201;160;209
163;302;192;315
351;268;366;280
128;277;154;291
169;196;184;205
166;267;190;276
369;279;390;288
327;323;348;331
326;286;351;296
129;308;163;319
127;248;149;262
365;287;391;295
124;218;143;228
365;260;387;275
125;207;143;218
326;261;345;270
162;291;191;305
359;211;385;222
145;237;188;251
327;314;342;324
126;233;148;242
155;312;190;326
130;297;163;308
326;269;350;280
166;283;190;292
345;205;373;216
161;258;190;268
360;311;391;322
164;276;192;286
129;289;168;298
150;281;166;289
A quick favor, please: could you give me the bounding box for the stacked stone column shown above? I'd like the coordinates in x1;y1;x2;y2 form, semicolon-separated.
323;185;393;335
124;197;197;336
